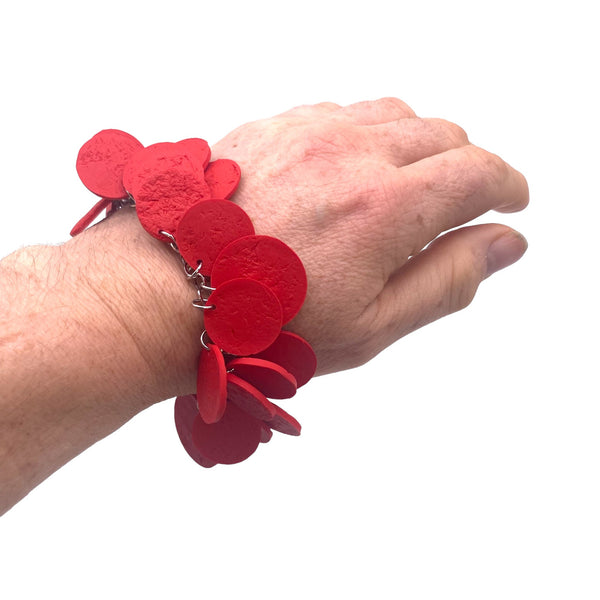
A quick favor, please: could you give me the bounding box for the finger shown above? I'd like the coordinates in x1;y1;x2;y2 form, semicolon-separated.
384;144;529;257
335;97;416;125
364;224;528;356
363;117;469;167
276;102;342;119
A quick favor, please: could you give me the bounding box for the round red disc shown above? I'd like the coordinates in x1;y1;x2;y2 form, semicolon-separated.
265;404;302;436
211;235;307;324
196;344;227;424
177;138;211;169
227;357;297;399
70;197;112;237
227;373;276;421
192;401;262;465
176;199;254;276
174;395;217;468
76;129;143;200
204;278;283;356
254;331;317;388
260;424;273;444
204;159;241;200
122;142;211;239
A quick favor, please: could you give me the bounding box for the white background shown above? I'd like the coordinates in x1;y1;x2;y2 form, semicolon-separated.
0;1;598;598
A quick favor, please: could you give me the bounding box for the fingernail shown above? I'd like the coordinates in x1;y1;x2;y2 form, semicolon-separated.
486;231;528;278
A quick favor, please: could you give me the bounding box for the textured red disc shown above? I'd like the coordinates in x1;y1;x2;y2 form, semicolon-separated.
227;373;276;421
204;278;283;356
196;344;227;424
192;401;262;465
70;197;112;237
227;357;297;399
254;331;317;388
76;129;143;199
176;199;254;276
211;235;307;324
174;395;217;468
177;138;211;169
260;424;273;444
122;142;211;239
265;404;302;436
204;159;241;200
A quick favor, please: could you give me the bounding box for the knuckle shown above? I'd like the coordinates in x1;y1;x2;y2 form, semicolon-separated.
461;146;509;196
429;118;469;146
373;96;416;117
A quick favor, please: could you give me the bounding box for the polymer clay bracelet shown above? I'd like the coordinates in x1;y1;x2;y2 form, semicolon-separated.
73;129;317;467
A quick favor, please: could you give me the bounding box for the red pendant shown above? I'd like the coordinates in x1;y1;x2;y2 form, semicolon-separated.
227;357;297;399
192;401;262;465
177;138;211;169
176;199;254;276
174;395;217;468
226;373;276;421
253;331;317;388
70;197;112;237
196;344;227;424
76;129;143;199
204;278;283;356
211;235;307;324
204;159;241;200
265;404;302;436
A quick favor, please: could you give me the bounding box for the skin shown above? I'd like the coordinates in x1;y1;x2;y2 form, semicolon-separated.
0;98;528;515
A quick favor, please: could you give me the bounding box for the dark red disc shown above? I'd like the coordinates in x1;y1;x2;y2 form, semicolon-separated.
176;199;254;276
174;395;217;468
204;278;283;356
70;197;112;237
211;235;307;324
192;401;262;465
177;138;211;169
265;404;302;437
227;357;297;399
76;129;143;200
204;159;241;200
260;424;273;444
196;344;227;424
253;331;317;388
227;373;276;421
122;142;211;239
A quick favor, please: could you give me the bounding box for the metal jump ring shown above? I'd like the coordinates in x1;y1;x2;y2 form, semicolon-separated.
200;330;213;351
158;230;179;254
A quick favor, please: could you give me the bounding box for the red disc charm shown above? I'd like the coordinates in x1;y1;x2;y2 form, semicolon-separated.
196;344;227;424
204;159;241;200
177;138;211;169
227;357;297;399
70;197;112;237
122;142;211;239
265;404;302;437
254;331;317;388
176;199;255;276
226;373;277;421
174;395;217;468
211;235;307;324
192;401;262;465
204;278;283;356
76;129;143;200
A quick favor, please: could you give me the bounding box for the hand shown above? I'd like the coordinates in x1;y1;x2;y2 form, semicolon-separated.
211;98;529;374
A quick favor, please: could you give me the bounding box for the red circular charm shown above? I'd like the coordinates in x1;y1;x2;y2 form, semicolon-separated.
227;373;276;421
174;395;217;468
254;331;317;388
204;159;241;200
265;404;302;437
227;357;297;399
211;235;307;324
76;129;143;199
204;278;283;356
70;197;112;237
196;344;227;424
122;142;211;239
176;199;255;276
192;401;262;465
177;138;211;169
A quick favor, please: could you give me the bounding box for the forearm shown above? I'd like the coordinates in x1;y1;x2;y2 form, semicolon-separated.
0;209;202;514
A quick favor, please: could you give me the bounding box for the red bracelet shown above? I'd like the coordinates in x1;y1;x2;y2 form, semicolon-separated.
73;129;316;467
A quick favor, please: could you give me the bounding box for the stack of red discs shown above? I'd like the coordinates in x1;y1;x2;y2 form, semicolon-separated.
74;129;317;466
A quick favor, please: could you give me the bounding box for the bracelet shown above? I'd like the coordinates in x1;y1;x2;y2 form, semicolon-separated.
73;129;317;467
